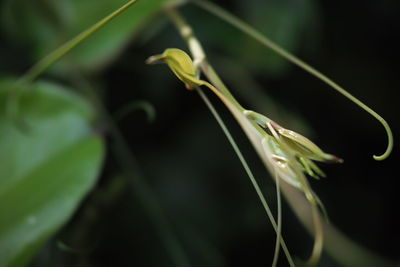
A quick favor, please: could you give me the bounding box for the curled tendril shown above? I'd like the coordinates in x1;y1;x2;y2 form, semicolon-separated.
191;0;393;161
372;118;393;161
114;100;156;123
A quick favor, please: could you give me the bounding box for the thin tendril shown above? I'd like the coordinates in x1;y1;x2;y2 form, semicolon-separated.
114;100;156;123
7;0;140;124
71;72;191;267
191;0;393;161
195;87;295;267
308;204;324;266
272;170;282;267
20;0;140;84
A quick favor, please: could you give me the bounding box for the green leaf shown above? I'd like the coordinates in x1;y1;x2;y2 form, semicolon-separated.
236;0;319;75
0;0;167;71
67;0;167;70
0;78;105;267
194;0;319;76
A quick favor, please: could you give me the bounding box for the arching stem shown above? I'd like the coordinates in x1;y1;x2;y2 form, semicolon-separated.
7;0;140;124
20;0;140;84
272;170;282;267
195;87;295;267
191;0;393;161
307;204;324;266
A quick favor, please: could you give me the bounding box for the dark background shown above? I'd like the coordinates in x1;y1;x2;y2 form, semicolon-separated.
1;0;399;266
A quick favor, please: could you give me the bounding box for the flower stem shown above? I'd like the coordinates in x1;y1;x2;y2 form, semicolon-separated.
272;171;282;267
191;0;393;161
8;0;140;125
20;0;140;84
164;7;241;110
166;7;295;266
196;87;294;267
70;71;191;267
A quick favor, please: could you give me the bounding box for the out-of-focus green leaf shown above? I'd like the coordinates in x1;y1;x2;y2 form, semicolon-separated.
195;0;319;76
0;0;167;71
0;78;105;267
236;0;319;75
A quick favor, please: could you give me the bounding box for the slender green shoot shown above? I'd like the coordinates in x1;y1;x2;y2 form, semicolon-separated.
20;0;140;84
195;87;295;267
71;71;191;267
308;204;324;266
272;170;282;267
7;0;140;125
114;100;156;123
191;0;393;161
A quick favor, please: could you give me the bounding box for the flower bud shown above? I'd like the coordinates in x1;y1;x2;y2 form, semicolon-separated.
270;121;343;163
146;48;199;89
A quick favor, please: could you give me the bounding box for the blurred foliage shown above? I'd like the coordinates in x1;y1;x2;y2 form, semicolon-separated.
0;78;104;266
0;0;399;266
1;0;167;71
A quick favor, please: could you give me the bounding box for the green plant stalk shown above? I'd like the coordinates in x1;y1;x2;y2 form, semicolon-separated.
272;171;282;267
19;0;140;84
8;0;190;264
164;7;270;139
195;87;293;267
191;0;393;161
166;7;296;266
114;100;156;123
281;181;395;267
202;59;391;266
71;72;191;267
167;6;325;265
7;0;141;121
166;5;396;267
164;7;241;110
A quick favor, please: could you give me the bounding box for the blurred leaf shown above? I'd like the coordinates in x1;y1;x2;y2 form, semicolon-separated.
0;0;72;57
236;0;319;75
194;0;318;76
0;78;105;267
1;0;167;71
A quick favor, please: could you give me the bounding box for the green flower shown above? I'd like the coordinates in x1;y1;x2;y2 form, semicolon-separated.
270;121;342;163
245;110;342;181
146;48;199;90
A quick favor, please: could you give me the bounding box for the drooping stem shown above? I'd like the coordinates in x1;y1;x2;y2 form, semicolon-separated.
166;7;296;266
272;170;282;267
70;72;191;267
165;7;241;109
165;7;274;142
19;0;140;84
191;0;393;161
307;204;324;266
280;180;395;267
7;0;141;124
114;100;156;123
196;87;294;267
164;4;396;267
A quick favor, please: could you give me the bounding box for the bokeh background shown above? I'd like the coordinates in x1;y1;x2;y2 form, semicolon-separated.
0;0;399;266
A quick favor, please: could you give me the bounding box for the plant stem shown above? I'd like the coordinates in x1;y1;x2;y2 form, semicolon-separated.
7;0;140;128
196;87;294;266
307;204;324;266
164;7;270;137
166;7;295;266
191;0;393;161
164;7;241;110
20;0;140;84
280;180;395;267
71;72;191;267
272;171;281;267
165;4;396;267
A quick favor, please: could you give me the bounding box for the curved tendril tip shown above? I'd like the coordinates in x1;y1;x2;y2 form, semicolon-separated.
372;117;393;161
192;0;394;161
